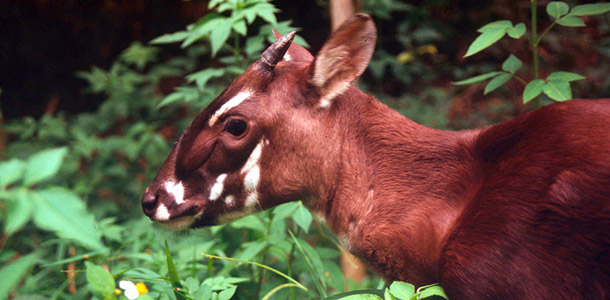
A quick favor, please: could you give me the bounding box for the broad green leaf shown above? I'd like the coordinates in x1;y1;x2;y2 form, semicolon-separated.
32;188;106;250
547;1;570;18
501;55;523;74
23;147;68;187
389;281;415;300
336;295;383;300
210;19;233;57
507;23;526;39
85;261;115;299
556;16;586;27
477;20;513;32
543;80;572;101
453;71;501;85
182;13;223;48
256;3;278;24
0;252;39;299
384;288;397;300
293;202;313;233
150;31;190;44
484;73;512;95
569;3;610;16
419;285;449;300
292;235;327;293
0;158;25;188
465;28;507;57
186;68;225;90
230;215;266;233
237;240;268;261
272;202;300;220
523;79;545;103
546;71;586;82
4;188;34;234
218;286;237;300
232;19;247;36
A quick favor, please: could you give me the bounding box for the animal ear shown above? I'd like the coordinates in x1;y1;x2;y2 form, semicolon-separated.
309;13;376;108
272;29;314;63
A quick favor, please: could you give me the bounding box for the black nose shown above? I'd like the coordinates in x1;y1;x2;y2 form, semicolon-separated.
142;188;158;218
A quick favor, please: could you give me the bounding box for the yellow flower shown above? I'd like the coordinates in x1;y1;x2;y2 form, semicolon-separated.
136;282;149;295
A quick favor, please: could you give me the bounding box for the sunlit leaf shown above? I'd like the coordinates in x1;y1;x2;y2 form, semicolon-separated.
453;71;502;85
23;147;68;187
556;16;586;27
543;80;572;101
210;19;233;57
0;159;25;188
150;31;190;44
569;3;610;16
501;55;523;74
547;1;570;18
546;71;586;82
477;20;512;32
32;188;106;250
85;261;115;299
293;202;313;233
484;73;512;95
523;79;545;103
4;188;34;235
507;23;526;39
418;284;449;299
389;281;415;300
465;28;507;57
0;252;39;299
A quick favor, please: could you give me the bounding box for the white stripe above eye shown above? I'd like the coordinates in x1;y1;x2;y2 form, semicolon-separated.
208;90;253;127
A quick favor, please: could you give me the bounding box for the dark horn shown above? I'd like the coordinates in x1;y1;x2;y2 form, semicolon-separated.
259;31;296;70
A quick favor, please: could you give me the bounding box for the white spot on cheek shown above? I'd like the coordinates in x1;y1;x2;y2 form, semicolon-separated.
154;204;171;221
208;90;253;127
225;195;235;206
241;141;264;174
209;174;227;201
165;181;185;205
284;53;292;61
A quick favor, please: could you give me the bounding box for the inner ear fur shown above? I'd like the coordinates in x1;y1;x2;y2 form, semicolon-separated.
310;13;376;107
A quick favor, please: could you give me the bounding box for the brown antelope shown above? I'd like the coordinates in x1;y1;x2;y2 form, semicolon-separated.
142;14;610;299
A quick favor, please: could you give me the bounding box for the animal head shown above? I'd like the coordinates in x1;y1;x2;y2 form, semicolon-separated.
142;14;376;229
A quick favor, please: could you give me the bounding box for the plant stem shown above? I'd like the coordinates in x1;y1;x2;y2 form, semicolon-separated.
531;0;541;107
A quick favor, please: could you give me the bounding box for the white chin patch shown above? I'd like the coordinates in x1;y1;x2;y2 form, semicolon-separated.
154;204;171;221
159;216;195;230
164;181;185;205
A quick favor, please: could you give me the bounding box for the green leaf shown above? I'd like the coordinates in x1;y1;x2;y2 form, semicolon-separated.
384;288;397;300
556;16;586;27
210;18;233;57
507;23;526;39
4;188;34;234
0;252;39;299
186;68;225;90
465;28;507;57
453;71;501;85
237;240;268;261
217;286;237;300
31;188;106;250
335;295;383;300
501;55;523;74
523;79;545;103
484;73;512;95
256;3;278;24
569;3;610;16
547;1;570;18
293;202;313;233
23;147;68;187
85;261;115;299
477;20;513;32
232;20;247;36
230;215;266;233
543;80;572;101
0;159;25;188
150;31;190;44
546;71;586;82
389;281;415;300
165;241;187;300
418;285;449;300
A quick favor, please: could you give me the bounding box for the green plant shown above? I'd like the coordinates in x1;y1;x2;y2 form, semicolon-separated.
455;2;610;106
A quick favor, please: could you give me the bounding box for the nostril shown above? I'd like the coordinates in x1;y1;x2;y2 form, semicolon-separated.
142;189;158;217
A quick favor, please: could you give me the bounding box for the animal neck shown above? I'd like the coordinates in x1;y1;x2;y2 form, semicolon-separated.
309;86;481;284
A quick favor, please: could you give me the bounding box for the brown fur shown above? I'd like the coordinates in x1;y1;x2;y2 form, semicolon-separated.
143;14;610;299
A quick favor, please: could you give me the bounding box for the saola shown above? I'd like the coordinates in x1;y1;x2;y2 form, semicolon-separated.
142;14;610;299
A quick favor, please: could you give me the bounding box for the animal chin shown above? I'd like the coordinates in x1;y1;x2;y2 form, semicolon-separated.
158;215;196;230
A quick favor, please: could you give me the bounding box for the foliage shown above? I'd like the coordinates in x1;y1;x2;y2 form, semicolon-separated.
455;1;610;106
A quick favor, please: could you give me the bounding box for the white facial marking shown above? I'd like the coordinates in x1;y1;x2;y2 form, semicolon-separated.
245;192;258;208
208;90;253;127
209;174;227;201
243;165;260;192
225;195;235;206
154;204;171;221
284;53;292;61
241;140;264;174
164;181;185;205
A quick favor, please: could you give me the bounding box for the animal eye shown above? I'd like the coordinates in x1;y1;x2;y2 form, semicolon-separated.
224;119;248;137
